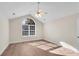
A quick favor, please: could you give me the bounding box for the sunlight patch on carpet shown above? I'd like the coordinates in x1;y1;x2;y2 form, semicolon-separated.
49;47;79;56
37;45;52;50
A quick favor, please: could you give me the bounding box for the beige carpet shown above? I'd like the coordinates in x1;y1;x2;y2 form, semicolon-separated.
45;43;59;47
28;41;60;51
37;45;53;50
28;40;79;56
28;41;48;46
49;47;79;56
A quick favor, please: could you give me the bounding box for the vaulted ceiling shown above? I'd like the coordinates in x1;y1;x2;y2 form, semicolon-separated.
0;2;79;23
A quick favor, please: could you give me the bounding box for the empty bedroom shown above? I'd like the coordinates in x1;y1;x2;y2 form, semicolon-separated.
0;1;79;56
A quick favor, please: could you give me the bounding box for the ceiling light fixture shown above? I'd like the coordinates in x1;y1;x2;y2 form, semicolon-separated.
35;2;47;18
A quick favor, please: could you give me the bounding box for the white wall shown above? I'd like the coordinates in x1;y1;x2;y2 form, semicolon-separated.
44;14;76;47
0;11;9;55
9;15;44;43
75;14;79;50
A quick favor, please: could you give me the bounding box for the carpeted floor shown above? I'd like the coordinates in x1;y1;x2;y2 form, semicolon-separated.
27;40;79;56
1;40;62;56
1;40;79;56
28;40;60;51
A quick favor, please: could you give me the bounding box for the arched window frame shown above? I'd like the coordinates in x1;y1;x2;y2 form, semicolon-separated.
22;17;35;37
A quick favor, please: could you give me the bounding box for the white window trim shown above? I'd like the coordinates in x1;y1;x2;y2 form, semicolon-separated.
21;21;36;37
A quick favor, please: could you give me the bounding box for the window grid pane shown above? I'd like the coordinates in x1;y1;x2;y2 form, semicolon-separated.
30;31;35;35
22;19;35;36
22;31;29;36
22;25;28;30
30;26;35;30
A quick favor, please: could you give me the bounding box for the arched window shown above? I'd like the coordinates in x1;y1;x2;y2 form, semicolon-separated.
22;18;35;36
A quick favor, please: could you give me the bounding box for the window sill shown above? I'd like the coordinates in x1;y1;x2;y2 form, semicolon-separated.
22;35;36;37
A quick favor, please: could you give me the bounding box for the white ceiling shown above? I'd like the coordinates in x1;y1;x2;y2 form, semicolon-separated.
0;2;79;23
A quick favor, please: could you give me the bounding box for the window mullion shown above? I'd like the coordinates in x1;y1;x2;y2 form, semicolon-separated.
29;25;30;36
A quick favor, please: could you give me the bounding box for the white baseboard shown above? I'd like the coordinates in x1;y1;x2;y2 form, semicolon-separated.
0;43;9;55
60;41;79;53
9;39;43;44
44;39;60;45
